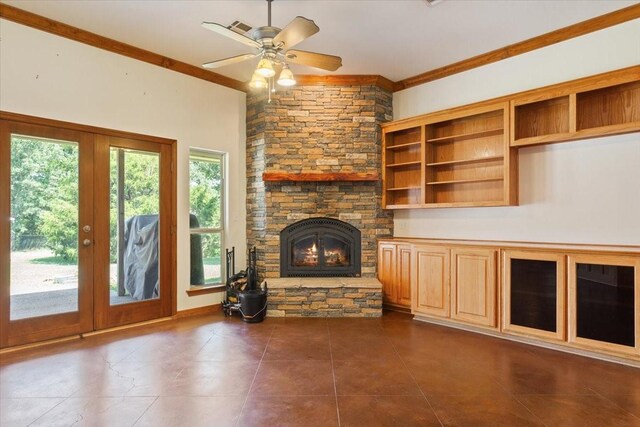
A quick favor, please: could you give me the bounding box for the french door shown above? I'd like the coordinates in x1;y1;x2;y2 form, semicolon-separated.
0;114;175;348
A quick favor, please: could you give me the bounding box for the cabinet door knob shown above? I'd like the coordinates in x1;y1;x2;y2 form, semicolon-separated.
83;239;92;247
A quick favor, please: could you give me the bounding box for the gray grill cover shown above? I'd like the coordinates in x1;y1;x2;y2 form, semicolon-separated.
124;215;159;300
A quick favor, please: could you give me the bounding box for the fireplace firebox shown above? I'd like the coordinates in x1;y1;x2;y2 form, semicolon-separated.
280;218;361;277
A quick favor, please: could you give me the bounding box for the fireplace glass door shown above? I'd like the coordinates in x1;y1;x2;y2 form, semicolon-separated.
281;218;361;277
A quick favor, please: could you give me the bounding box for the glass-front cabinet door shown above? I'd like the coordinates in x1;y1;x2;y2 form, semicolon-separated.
502;250;565;341
0;121;94;347
568;254;640;357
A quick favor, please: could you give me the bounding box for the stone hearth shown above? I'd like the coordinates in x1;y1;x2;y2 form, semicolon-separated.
266;277;383;318
246;83;394;281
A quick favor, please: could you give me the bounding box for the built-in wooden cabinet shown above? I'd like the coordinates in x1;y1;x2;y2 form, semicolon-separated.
412;244;450;318
383;126;424;207
379;239;640;363
382;66;639;210
382;102;517;209
450;247;497;328
511;67;640;147
378;242;396;303
377;241;412;309
503;250;566;341
568;253;640;358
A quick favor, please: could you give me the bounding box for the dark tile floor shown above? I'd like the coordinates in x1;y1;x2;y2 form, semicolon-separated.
1;311;639;426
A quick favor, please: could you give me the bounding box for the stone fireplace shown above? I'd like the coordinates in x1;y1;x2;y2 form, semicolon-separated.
246;82;393;316
280;217;361;277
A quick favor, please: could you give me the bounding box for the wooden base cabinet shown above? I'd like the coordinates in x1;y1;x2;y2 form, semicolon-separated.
378;241;412;309
412;245;450;318
502;250;566;341
568;254;640;358
451;247;498;328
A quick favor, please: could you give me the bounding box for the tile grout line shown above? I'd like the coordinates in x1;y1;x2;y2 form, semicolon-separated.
131;395;159;426
26;396;71;427
234;322;276;427
327;321;341;427
382;320;444;427
590;387;640;421
511;395;551;427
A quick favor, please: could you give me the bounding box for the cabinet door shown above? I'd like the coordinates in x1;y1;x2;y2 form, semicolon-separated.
378;243;397;304
503;250;565;341
451;247;497;328
412;245;450;317
568;254;640;357
396;245;413;307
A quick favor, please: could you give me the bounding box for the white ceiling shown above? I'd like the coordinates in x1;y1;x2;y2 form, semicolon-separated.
3;0;638;82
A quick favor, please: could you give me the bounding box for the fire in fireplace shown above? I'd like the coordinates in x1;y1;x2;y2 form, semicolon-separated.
280;217;361;277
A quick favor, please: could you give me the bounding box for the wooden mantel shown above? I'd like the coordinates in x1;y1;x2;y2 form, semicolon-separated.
262;171;379;182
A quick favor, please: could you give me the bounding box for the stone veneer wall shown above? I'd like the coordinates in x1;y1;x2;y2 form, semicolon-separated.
246;84;394;279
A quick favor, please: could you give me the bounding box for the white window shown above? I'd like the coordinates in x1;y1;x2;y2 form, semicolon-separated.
189;149;225;285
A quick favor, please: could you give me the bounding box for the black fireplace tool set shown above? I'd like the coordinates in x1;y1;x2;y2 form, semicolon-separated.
222;246;268;323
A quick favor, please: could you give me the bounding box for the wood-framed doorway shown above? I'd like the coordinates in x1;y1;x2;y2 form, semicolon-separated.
0;111;177;348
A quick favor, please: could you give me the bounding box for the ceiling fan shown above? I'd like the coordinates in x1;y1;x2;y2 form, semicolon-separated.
201;0;342;89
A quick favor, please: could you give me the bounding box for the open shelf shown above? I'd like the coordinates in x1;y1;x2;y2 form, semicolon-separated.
511;68;640;147
514;95;570;141
427;177;503;186
386;160;422;168
427;155;504;167
577;81;640;131
386;141;422;150
385;126;421;148
427;128;503;143
387;186;421;191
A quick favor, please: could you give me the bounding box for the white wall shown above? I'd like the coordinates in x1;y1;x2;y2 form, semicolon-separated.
0;19;247;310
393;19;640;245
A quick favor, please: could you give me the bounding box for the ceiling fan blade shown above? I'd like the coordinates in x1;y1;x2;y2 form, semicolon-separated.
285;50;343;71
201;22;261;48
202;53;258;69
272;17;319;50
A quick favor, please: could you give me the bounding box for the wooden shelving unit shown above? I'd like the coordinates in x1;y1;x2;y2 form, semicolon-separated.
382;66;639;210
511;67;640;147
382;102;516;209
382;125;424;207
423;102;516;207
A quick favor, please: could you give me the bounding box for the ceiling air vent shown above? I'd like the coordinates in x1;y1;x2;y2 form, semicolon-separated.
227;20;253;35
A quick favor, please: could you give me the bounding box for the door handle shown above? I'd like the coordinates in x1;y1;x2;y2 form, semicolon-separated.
83;239;92;247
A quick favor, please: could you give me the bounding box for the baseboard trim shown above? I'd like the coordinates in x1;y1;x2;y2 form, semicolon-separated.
0;334;81;355
174;304;222;318
383;304;411;314
82;316;174;338
413;314;640;368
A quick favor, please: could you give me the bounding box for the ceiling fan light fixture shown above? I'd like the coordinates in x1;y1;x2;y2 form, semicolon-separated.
277;65;296;87
249;72;268;89
256;58;276;77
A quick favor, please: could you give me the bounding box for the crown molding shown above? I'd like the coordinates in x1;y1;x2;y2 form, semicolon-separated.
394;3;640;91
0;2;248;92
2;2;638;95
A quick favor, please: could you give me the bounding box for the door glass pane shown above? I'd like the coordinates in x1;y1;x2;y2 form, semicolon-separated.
10;135;79;320
110;148;160;305
576;263;635;347
510;259;557;332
